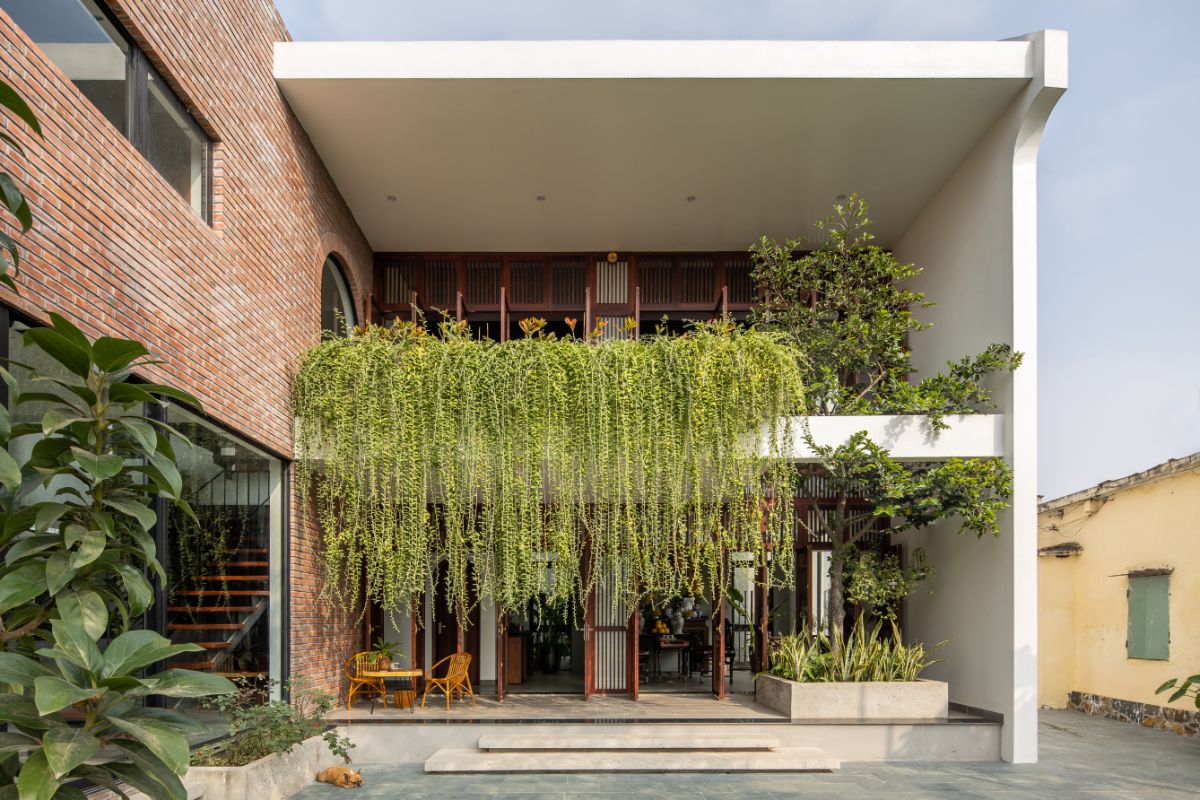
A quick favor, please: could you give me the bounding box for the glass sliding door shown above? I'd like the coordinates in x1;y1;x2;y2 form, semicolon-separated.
163;406;282;690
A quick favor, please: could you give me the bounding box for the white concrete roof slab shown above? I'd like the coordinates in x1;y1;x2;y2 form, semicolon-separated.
275;38;1046;252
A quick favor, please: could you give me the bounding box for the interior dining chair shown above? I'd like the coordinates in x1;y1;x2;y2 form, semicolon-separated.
343;651;387;710
421;652;475;711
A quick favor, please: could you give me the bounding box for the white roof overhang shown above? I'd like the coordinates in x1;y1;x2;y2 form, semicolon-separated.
275;39;1040;252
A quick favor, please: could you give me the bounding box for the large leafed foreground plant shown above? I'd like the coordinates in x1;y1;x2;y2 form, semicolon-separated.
0;79;234;800
294;321;805;616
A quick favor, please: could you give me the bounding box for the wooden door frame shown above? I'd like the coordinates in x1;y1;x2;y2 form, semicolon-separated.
712;589;726;699
496;605;507;701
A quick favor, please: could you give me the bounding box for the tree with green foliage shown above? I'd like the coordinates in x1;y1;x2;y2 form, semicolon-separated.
750;195;1019;643
0;78;234;800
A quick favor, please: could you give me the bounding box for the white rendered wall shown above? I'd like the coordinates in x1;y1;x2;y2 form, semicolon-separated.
892;30;1065;764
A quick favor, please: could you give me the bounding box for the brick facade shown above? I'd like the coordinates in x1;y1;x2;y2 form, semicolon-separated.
0;1;367;695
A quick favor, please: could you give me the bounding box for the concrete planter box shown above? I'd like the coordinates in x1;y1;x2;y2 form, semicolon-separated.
188;734;335;800
756;674;949;720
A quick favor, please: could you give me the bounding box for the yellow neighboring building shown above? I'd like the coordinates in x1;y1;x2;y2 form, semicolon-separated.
1038;452;1200;736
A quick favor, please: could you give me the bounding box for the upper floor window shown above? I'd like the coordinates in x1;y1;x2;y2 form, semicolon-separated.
321;256;356;337
1;0;210;219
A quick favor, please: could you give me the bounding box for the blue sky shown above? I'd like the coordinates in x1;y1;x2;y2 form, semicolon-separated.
275;0;1200;500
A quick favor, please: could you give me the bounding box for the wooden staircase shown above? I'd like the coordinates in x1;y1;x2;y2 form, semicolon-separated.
166;547;269;678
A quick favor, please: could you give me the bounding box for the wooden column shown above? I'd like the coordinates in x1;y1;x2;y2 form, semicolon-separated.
712;590;726;700
496;605;507;702
412;592;424;673
756;560;770;674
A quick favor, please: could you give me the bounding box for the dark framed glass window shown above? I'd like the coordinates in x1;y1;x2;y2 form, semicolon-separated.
321;256;357;337
1;0;211;220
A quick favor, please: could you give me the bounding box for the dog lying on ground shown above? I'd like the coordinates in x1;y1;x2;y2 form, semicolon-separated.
316;767;363;788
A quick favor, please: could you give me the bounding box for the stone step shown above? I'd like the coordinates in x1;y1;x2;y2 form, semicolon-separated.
425;746;839;773
477;734;781;752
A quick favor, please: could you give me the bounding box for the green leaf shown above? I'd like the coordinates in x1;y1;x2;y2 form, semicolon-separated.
0;79;43;135
0;562;44;613
3;534;58;566
16;748;56;800
44;551;76;596
57;589;108;640
0;730;38;754
48;619;103;675
0;693;51;730
146;452;182;498
0;447;20;492
102;631;201;679
138;669;236;699
0;174;31;232
107;714;189;776
40;409;87;437
33;676;105;715
21;329;90;379
107;384;157;406
107;748;187;800
42;727;102;779
116;419;157;455
114;564;153;616
69;448;123;482
102;498;156;532
91;338;148;373
0;652;53;688
4;508;38;542
139;384;202;408
33;505;72;534
67;529;106;570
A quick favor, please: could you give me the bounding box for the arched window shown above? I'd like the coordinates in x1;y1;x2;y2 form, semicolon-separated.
320;255;356;337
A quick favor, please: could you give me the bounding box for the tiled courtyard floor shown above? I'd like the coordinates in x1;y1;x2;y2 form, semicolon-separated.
289;710;1197;799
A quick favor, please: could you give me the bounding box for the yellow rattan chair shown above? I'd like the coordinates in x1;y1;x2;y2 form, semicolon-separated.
421;652;475;711
344;651;387;710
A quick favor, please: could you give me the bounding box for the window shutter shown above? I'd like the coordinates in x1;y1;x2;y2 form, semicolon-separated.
1127;574;1170;660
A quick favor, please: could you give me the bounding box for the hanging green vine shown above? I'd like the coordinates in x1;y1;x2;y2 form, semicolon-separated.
294;320;804;619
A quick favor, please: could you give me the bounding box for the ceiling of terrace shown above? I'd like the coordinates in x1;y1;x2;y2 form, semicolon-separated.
276;41;1032;252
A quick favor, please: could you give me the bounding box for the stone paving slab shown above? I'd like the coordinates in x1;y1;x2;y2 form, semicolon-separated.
287;710;1198;799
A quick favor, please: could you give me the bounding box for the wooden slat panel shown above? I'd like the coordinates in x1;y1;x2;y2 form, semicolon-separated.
424;259;456;309
465;259;502;307
509;259;545;306
680;257;714;305
382;258;419;306
551;257;587;306
638;257;673;306
725;257;755;305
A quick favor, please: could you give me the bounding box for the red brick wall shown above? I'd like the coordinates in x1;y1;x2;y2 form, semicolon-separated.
0;1;365;695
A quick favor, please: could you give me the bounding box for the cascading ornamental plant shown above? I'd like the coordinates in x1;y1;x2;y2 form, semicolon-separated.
294;320;806;619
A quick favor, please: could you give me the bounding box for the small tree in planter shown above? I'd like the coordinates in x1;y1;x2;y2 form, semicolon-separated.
751;196;1018;642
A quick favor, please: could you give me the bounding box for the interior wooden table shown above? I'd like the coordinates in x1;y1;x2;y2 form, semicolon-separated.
361;668;424;712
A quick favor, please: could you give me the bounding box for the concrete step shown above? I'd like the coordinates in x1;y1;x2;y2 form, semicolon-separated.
477;734;780;751
425;746;839;773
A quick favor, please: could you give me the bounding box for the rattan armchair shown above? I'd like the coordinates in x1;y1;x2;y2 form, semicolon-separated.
421;652;475;710
343;651;388;710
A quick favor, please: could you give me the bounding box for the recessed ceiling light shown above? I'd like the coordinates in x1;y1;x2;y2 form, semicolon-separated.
386;195;397;202
536;195;546;202
686;195;697;203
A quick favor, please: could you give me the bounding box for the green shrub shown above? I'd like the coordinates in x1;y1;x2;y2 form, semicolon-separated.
192;677;354;768
767;618;941;683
